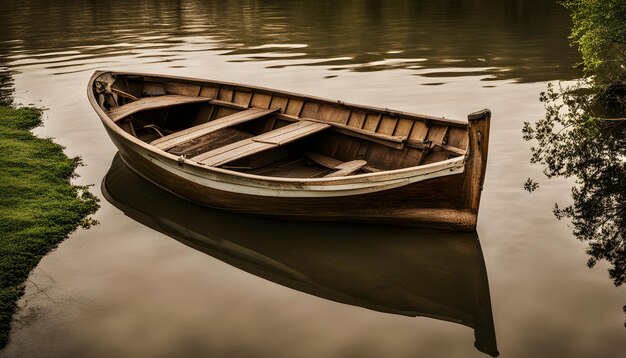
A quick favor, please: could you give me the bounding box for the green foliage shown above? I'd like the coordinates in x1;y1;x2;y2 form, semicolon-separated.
0;106;99;348
563;0;626;81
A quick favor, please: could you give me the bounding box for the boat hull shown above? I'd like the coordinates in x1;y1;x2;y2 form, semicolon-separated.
90;71;490;231
106;124;478;230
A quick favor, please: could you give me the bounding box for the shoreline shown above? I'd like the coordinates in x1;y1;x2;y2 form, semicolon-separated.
0;105;99;349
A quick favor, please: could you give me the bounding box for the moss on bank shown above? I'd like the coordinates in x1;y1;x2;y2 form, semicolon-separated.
0;105;99;348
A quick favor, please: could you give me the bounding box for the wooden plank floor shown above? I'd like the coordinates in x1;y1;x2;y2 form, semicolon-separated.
107;95;212;122
251;159;331;178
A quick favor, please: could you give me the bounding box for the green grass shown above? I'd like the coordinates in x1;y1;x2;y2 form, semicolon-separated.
0;105;99;348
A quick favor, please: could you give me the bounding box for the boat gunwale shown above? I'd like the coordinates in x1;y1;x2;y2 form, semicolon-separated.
88;70;469;185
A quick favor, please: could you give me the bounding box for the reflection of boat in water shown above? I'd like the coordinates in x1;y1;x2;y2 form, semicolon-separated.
102;153;499;357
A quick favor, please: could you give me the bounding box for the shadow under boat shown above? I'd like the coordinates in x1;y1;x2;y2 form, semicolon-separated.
102;153;499;357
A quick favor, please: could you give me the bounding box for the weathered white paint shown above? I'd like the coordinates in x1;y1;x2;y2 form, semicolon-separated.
142;151;465;197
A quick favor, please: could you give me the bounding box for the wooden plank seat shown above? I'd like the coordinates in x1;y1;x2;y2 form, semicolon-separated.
304;152;368;177
107;95;212;122
168;128;254;157
326;160;367;178
192;120;331;167
151;107;279;151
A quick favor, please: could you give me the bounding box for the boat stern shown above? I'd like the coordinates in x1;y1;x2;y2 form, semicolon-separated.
461;109;491;229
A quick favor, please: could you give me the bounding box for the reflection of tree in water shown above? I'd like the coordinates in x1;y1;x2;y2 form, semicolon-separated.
524;81;625;286
523;0;626;288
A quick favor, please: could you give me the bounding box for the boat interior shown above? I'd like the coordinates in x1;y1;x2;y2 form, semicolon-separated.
95;73;470;178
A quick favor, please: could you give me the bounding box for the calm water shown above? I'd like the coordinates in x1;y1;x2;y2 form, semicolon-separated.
1;1;624;357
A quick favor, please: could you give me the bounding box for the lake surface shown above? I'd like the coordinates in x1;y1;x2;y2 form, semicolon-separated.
1;1;624;357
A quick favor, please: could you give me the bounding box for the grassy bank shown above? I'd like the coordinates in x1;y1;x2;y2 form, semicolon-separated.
0;105;99;348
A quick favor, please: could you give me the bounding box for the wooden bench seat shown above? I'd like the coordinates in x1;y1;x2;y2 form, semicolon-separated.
325;160;367;177
151;107;279;151
304;152;368;177
168;128;254;157
107;95;212;122
192;120;331;167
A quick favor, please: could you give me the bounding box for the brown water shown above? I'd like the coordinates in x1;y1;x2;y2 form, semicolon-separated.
0;1;624;357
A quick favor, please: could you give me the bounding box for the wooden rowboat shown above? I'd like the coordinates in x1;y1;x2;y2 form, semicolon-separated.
102;153;499;357
88;70;491;231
